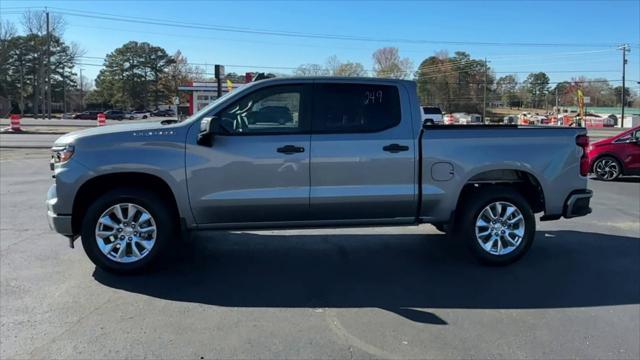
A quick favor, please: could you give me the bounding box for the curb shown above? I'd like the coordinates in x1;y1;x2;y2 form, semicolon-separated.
0;146;51;149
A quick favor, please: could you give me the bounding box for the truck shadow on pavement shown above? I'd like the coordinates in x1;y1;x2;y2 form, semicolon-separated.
93;230;640;324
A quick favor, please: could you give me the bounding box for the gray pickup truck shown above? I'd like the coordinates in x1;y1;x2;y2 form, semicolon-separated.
47;77;592;274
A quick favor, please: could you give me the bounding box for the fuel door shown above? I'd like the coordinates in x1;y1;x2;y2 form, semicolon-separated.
431;162;454;181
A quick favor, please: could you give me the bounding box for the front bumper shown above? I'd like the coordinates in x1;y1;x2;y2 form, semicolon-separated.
563;189;593;218
47;211;73;235
46;184;74;236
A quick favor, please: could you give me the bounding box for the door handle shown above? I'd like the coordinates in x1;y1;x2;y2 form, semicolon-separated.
383;143;409;153
277;145;305;154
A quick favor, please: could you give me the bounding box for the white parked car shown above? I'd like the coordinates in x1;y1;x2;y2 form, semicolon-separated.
421;106;444;125
468;113;483;124
126;111;151;120
453;112;469;124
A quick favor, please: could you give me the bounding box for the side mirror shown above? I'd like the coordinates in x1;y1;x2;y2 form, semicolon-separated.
213;117;236;135
197;117;214;146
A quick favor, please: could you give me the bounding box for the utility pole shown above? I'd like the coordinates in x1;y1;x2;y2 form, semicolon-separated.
555;86;558;110
46;9;52;119
483;57;488;122
619;44;630;128
62;68;66;114
19;56;25;116
79;68;84;110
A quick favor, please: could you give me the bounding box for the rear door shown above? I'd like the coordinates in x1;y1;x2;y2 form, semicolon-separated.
309;81;416;222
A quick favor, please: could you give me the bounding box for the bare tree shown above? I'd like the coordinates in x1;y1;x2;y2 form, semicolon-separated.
372;47;413;79
323;55;367;77
325;55;341;76
294;63;329;76
334;62;367;77
1;20;17;41
20;11;63;116
21;10;65;36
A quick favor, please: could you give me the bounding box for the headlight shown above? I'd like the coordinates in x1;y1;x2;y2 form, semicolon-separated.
51;144;75;165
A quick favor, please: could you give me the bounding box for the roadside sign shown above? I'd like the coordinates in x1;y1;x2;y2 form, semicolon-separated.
173;96;180;105
215;64;225;79
584;96;591;104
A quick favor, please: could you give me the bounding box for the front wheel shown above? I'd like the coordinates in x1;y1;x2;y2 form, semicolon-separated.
593;156;621;181
81;187;177;274
456;187;535;265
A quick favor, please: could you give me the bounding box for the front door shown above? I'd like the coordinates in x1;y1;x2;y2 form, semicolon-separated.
309;82;417;222
622;129;640;172
186;84;312;225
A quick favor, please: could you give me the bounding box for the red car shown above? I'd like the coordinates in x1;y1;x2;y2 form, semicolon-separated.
72;111;100;120
588;126;640;180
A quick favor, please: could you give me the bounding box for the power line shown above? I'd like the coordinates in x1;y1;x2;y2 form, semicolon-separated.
44;7;635;48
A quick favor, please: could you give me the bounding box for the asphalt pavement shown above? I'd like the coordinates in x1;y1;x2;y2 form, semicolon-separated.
0;149;638;359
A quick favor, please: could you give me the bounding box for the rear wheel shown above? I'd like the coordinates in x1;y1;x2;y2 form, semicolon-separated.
593;156;621;181
81;187;177;274
456;187;535;265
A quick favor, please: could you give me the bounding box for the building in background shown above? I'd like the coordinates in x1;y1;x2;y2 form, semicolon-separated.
178;82;242;115
178;73;255;115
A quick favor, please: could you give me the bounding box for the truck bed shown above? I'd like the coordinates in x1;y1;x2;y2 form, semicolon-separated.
419;125;588;222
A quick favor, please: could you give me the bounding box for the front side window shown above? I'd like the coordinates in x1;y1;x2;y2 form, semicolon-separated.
313;83;401;133
216;85;305;134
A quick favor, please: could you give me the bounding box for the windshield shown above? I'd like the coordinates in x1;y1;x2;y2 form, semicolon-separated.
181;85;245;123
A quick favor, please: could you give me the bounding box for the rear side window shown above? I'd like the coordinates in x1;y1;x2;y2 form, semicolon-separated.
313;83;401;133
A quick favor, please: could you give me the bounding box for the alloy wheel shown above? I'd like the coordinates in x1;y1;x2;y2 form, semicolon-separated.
475;201;525;256
94;203;157;263
594;159;619;180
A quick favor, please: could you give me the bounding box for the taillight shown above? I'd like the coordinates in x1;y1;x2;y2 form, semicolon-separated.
576;135;589;176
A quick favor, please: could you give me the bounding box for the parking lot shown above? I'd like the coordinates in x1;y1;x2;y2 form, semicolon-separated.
0;148;639;359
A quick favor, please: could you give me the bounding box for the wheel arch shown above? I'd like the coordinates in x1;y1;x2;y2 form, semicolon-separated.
456;169;546;216
71;172;181;234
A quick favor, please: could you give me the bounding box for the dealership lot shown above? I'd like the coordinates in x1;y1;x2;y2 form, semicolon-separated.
0;149;638;359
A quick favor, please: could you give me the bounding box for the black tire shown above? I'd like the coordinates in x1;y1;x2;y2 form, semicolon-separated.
455;187;535;265
81;187;177;274
593;156;621;181
142;115;148;119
